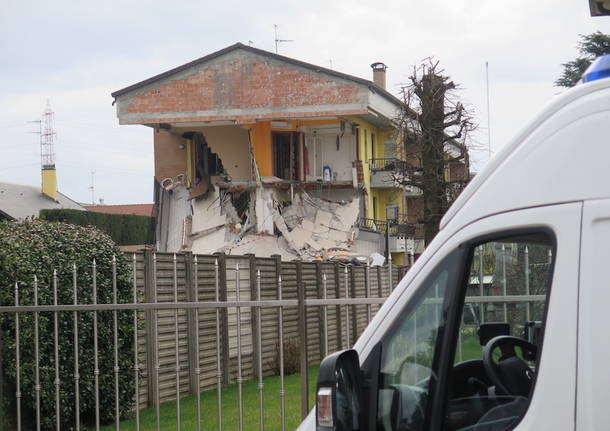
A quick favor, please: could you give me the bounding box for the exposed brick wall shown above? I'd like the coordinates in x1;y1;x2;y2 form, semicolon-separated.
125;55;362;117
449;160;469;182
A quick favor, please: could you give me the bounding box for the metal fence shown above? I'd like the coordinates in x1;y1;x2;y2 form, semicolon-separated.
0;251;405;431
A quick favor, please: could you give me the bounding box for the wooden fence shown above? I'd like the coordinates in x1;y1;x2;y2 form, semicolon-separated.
132;251;406;408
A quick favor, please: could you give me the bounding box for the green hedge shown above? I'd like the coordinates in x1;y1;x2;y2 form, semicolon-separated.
40;209;155;246
0;219;135;430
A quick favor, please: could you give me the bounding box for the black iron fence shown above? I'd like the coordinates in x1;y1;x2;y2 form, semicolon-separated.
0;251;406;431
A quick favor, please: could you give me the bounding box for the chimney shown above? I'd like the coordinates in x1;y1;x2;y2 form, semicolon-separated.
371;62;387;90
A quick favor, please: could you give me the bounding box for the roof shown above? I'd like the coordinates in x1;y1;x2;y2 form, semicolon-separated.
84;204;154;217
0;182;86;220
111;42;404;107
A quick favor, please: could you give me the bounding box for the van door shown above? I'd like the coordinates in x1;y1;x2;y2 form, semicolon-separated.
362;202;580;431
577;198;610;429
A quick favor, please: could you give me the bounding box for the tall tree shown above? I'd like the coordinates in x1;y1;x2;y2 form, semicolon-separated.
555;31;610;87
392;59;476;245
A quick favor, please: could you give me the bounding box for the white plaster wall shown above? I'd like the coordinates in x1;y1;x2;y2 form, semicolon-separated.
352;230;384;256
175;125;252;180
191;187;226;233
157;185;192;253
191;229;227;255
304;125;356;181
255;188;274;234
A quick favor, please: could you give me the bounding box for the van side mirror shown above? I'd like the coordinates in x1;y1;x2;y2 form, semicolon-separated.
316;349;362;431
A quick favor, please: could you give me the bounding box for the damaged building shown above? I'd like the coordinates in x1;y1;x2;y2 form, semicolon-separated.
111;43;419;263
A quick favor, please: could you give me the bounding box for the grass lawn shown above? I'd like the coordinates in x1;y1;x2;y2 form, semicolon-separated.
96;366;319;431
457;330;483;362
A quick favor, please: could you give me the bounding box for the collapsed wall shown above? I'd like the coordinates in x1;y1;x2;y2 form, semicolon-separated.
160;182;362;261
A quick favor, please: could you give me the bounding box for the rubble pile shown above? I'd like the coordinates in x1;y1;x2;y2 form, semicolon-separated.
273;192;360;260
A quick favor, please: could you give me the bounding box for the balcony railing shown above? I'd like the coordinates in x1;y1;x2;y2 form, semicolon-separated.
357;217;415;238
369;158;411;172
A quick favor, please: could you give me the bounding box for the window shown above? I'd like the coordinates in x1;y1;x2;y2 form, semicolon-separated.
273;132;301;180
376;232;554;431
377;250;458;431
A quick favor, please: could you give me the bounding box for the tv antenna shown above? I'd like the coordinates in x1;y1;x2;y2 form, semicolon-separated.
89;171;95;205
274;24;293;54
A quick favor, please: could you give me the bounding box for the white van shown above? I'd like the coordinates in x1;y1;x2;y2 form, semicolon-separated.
298;55;610;431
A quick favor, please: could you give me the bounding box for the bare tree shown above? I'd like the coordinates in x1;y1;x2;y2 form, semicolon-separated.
392;59;477;245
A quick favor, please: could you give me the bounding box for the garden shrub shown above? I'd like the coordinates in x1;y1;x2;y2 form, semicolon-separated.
0;219;135;430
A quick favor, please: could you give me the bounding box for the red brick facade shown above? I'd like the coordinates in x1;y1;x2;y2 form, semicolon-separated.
126;58;362;117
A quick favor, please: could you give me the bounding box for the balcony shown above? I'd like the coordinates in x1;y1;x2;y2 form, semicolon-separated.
369;159;422;196
357;217;416;253
357;217;415;237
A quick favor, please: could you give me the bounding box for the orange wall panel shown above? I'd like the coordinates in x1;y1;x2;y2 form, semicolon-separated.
251;122;272;177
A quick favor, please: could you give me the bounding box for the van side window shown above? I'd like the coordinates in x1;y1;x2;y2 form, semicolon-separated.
376;233;554;431
445;234;553;431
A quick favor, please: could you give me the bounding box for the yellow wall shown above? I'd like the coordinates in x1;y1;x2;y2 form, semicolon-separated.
349;118;401;221
250;122;272;177
392;252;405;265
41;168;58;201
370;188;404;220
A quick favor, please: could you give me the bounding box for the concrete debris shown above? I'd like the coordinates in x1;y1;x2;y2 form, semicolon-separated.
306;238;323;251
255;188;274;234
261;175;285;184
226;233;299;260
176;183;363;261
271;190;361;260
318;238;336;250
290;226;309;249
302;219;315;233
370;252;386;267
328;229;348;243
314;210;333;228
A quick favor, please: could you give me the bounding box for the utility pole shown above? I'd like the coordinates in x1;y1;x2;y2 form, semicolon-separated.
41;100;56;170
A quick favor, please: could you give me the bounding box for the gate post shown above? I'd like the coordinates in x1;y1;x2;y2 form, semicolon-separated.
143;249;157;407
315;262;325;361
296;261;309;419
247;254;261;380
184;252;199;395
215;252;231;385
349;265;358;340
333;263;343;350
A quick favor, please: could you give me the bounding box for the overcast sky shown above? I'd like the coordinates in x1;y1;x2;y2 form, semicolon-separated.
1;0;608;204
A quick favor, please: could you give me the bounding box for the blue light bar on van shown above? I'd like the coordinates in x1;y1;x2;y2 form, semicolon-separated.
582;54;610;83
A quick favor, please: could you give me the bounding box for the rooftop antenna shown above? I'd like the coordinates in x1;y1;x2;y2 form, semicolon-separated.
274;24;293;54
248;40;254;46
329;59;333;69
89;171;95;205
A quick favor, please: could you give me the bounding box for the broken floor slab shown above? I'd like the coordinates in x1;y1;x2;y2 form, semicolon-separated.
162;182;372;261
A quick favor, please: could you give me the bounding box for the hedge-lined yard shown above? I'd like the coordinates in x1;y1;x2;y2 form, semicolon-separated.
40;208;155;245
